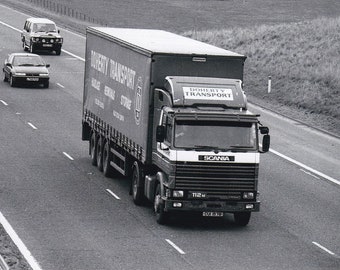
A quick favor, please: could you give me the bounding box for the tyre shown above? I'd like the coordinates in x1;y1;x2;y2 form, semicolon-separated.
56;48;61;55
9;75;15;87
131;161;144;205
234;212;251;226
23;41;28;51
103;140;115;177
29;43;35;53
90;132;97;166
96;136;104;172
3;72;8;82
154;183;168;224
43;81;49;88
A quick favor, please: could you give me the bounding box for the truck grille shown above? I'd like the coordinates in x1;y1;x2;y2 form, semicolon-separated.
175;162;258;199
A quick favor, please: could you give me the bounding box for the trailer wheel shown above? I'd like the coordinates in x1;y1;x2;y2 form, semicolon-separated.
154;183;168;224
90;132;97;166
96;136;104;172
103;140;115;177
234;212;251;226
131;161;144;205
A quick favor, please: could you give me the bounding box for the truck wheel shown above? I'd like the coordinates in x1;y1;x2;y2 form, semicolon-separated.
154;183;168;224
131;161;144;205
234;212;251;226
103;140;115;177
90;132;97;166
96;136;104;172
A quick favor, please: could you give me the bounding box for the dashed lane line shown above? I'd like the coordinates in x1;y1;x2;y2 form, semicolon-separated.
312;242;336;256
165;239;186;255
57;83;65;88
0;100;8;106
27;122;37;130
63;152;74;161
106;189;121;200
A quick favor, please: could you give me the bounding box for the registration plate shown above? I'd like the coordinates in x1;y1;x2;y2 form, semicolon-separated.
42;44;52;47
202;212;224;217
26;77;39;81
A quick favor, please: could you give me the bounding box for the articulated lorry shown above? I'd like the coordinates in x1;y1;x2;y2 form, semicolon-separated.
82;27;270;225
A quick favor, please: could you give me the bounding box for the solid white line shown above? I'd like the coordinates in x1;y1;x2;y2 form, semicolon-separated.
0;212;43;270
62;49;85;62
56;83;65;88
0;100;8;106
106;189;121;200
270;148;340;186
165;239;186;255
312;242;336;256
63;152;74;161
27;122;37;130
0;20;20;32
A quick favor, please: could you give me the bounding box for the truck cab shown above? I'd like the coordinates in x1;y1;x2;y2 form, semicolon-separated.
146;76;270;225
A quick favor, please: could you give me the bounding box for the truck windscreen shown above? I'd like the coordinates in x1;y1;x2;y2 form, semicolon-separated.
174;121;256;150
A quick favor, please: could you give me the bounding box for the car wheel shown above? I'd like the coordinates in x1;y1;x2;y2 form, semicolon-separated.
23;41;28;51
29;43;35;53
154;183;168;224
131;161;144;205
56;48;61;55
234;212;251;226
9;75;15;87
3;72;8;82
43;81;49;88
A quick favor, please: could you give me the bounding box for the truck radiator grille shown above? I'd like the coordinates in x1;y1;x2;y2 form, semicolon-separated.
175;162;258;198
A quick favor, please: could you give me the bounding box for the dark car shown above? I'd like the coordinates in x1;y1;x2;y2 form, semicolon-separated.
3;53;50;88
21;18;63;55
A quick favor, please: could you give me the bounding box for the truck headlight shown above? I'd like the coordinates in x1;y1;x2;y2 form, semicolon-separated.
173;190;184;198
243;192;254;199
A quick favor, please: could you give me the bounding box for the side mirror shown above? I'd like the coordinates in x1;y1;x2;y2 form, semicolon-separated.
5;63;12;68
58;29;60;34
259;126;269;134
262;134;270;152
46;64;50;68
156;125;165;142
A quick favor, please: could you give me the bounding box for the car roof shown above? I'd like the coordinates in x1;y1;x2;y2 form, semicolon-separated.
9;53;41;58
26;18;56;24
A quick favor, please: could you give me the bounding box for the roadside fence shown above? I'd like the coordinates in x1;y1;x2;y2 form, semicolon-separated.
24;0;109;26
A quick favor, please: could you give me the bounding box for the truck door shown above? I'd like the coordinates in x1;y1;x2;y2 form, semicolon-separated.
157;111;174;171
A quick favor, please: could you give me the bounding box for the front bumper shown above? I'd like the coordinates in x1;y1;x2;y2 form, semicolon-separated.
164;199;260;213
32;42;62;51
13;76;49;85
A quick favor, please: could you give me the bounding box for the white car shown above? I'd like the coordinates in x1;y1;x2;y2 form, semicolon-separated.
21;18;63;55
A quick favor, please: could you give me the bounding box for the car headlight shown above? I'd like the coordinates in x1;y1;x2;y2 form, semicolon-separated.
13;72;26;76
50;39;54;43
39;73;49;77
32;37;39;42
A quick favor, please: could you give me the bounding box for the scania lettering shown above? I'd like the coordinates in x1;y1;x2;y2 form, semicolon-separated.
82;28;270;226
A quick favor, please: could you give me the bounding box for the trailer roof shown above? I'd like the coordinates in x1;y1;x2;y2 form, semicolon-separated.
88;27;244;57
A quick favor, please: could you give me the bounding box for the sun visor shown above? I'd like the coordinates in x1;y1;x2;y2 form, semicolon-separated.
164;76;247;109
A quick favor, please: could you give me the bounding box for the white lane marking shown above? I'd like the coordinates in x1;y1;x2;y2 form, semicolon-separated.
0;19;20;32
300;169;320;180
0;212;43;270
270;148;340;186
165;239;186;255
0;100;8;106
312;242;336;256
27;122;37;130
106;189;121;200
62;49;85;62
57;83;65;88
63;152;74;160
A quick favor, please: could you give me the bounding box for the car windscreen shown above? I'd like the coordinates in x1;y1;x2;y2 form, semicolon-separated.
32;23;57;32
13;56;45;66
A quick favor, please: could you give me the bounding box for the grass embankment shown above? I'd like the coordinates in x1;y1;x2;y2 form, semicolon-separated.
183;17;340;120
